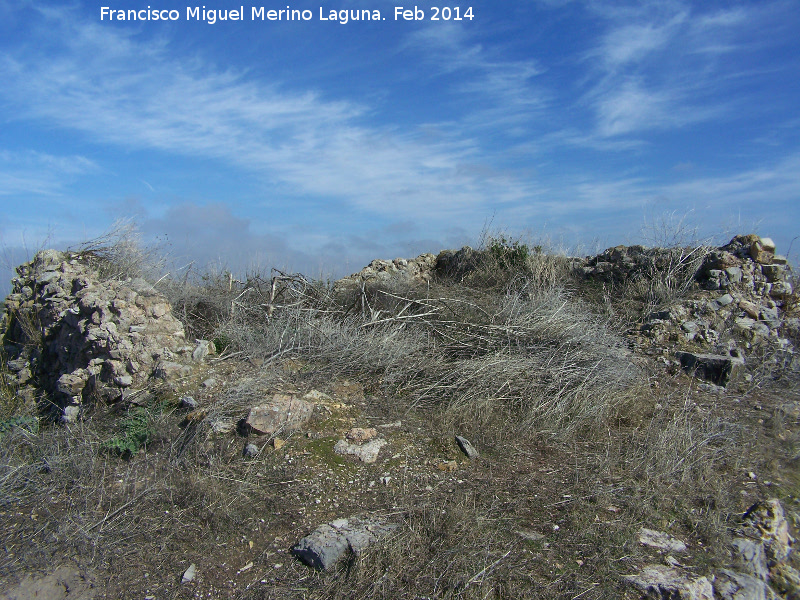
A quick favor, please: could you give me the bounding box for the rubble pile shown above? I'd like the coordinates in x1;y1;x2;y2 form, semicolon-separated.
1;249;211;421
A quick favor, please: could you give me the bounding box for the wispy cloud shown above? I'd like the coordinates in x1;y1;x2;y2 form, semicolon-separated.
0;150;98;196
579;2;792;140
402;21;549;135
0;6;540;218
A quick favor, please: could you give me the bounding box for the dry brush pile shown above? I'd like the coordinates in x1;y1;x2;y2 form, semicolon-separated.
172;254;640;440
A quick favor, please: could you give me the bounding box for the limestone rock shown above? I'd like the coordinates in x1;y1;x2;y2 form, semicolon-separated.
741;499;793;564
0;563;96;600
714;569;776;600
191;339;215;362
334;438;387;464
435;246;482;281
334;253;437;291
624;564;714;599
243;443;260;458
292;517;398;570
181;563;196;584
180;395;198;410
209;419;236;434
455;435;479;459
245;394;313;435
675;350;744;386
346;427;377;443
638;528;688;553
731;537;769;580
1;249;202;420
769;562;800;598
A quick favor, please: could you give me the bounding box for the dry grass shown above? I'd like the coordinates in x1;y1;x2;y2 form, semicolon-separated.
1;227;798;599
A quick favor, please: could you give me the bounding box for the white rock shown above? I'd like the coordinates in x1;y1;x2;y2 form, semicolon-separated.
624;565;713;600
181;563;196;583
333;438;387;463
638;528;688;553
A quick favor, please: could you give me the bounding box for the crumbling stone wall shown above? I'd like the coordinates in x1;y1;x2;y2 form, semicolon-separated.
1;249;211;421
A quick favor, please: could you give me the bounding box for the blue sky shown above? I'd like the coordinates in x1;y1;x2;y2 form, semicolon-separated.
1;0;799;291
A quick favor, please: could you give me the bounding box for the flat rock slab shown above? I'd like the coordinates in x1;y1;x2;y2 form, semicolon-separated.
246;394;313;435
292;517;398;570
624;564;714;600
714;569;776;600
731;538;768;581
675;351;743;386
638;528;688;553
346;427;377;443
334;438;387;463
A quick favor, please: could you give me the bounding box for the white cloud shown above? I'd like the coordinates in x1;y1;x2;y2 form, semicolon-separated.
0;150;98;196
598;14;685;68
0;6;541;219
402;21;548;135
580;2;789;139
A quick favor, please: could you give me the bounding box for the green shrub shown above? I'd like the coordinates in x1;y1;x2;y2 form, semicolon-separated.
0;415;39;437
487;234;531;271
102;401;166;458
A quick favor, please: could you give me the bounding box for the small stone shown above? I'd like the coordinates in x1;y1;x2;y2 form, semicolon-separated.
62;405;81;423
725;267;743;284
346;427;378;443
272;438;286;450
114;375;133;387
243;443;260;458
201;378;217;388
180;395;198;409
192;340;214;362
759;237;776;252
455;435;479;459
681;321;699;333
181;563;196;584
770;280;793;298
675;351;743;386
716;293;734;306
292;517;398;571
302;389;332;402
516;529;545;541
210;419;236;434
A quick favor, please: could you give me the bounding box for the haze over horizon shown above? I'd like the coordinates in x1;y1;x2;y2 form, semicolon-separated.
1;0;799;295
